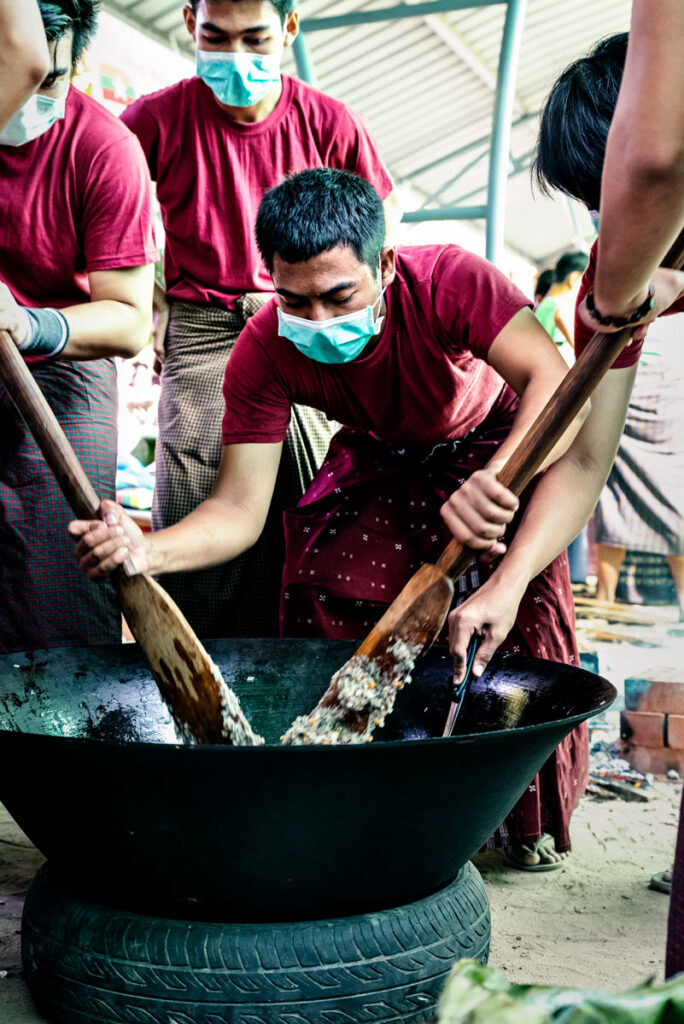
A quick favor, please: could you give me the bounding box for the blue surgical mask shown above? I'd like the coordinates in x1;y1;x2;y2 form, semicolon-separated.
0;91;66;148
277;288;386;364
197;50;281;107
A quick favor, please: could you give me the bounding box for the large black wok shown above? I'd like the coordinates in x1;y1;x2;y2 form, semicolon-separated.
0;640;614;921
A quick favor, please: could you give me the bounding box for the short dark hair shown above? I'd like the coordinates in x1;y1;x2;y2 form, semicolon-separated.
189;0;292;25
256;168;386;274
555;250;589;282
535;268;554;299
38;1;99;71
534;33;628;210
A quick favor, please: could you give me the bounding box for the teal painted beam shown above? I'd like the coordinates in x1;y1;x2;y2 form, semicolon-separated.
402;206;487;222
485;0;527;264
301;0;503;33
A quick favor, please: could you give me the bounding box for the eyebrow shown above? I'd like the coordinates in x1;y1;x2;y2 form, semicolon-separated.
44;65;69;79
201;21;272;33
276;282;358;300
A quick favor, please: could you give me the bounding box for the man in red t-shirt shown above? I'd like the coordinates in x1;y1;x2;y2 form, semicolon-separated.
0;0;158;653
120;0;396;640
71;168;588;874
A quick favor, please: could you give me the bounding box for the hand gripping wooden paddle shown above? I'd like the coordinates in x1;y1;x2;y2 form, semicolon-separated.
282;232;684;746
0;330;262;746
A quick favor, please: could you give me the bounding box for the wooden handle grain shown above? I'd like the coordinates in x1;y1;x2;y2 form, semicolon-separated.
436;231;684;581
0;330;101;519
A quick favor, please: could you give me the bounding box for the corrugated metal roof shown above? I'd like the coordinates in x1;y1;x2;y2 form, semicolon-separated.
101;0;632;264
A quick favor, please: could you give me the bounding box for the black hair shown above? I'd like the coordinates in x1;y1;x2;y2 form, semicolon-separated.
535;268;554;299
555;250;589;282
256;168;386;274
38;1;99;71
534;33;628;210
189;0;292;25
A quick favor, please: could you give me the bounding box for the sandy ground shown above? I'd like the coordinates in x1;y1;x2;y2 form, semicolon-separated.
0;781;680;1021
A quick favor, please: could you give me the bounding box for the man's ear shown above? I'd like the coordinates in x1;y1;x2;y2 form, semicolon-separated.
380;247;397;289
182;6;197;41
282;10;300;48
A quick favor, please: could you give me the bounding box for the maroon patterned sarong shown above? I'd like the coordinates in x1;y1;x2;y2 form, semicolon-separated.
667;791;684;977
280;384;588;851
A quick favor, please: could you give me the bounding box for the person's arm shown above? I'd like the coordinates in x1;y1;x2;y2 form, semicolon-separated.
440;307;589;547
554;308;573;346
0;0;49;130
592;0;684;317
447;365;637;680
69;441;283;578
0;264;155;360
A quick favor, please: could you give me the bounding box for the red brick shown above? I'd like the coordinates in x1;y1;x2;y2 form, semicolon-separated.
640;682;684;714
668;715;684;749
620;710;666;748
620;744;684;777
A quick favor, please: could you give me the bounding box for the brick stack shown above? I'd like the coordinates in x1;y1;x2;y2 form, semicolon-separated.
621;669;684;775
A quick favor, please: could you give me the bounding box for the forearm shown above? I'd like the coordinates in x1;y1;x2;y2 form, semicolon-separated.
594;0;684;313
0;0;49;129
487;376;588;475
490;367;636;590
146;496;263;575
61;299;152;360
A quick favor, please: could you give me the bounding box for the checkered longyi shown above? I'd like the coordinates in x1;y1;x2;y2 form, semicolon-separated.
0;358;120;654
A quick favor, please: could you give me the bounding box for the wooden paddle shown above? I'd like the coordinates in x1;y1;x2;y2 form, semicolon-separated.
0;330;262;746
283;233;684;745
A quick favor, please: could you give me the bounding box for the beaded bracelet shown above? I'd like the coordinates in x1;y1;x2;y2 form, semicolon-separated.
585;283;655;329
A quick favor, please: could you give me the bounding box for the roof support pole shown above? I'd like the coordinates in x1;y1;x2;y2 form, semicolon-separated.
485;0;527;265
291;31;318;87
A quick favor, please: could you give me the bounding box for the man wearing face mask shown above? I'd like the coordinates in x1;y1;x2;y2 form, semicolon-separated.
0;0;158;654
120;0;395;640
71;169;590;866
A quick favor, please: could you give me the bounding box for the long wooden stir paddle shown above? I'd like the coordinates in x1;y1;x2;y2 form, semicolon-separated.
0;330;262;746
282;234;684;746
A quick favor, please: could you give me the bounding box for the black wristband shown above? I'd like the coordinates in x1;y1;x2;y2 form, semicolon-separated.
585;283;655;329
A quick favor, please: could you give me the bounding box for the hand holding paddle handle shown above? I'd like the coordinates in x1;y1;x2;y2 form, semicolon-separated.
0;331;262;745
436;231;684;583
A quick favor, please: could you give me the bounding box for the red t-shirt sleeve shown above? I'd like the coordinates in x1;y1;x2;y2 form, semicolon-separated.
326;106;393;201
80;132;158;272
575;243;645;369
120;98;159;179
222;310;293;445
431;247;531;359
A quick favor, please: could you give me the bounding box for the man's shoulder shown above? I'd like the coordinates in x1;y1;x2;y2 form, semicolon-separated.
123;78;198;122
395;244;469;281
65;86;141;156
284;75;354;123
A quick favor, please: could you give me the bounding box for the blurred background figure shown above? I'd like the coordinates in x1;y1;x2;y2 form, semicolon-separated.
533;267;554;309
534;250;589;366
595;313;684;619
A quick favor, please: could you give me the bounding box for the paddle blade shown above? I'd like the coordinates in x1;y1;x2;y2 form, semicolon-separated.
116;573;263;746
282;563;454;745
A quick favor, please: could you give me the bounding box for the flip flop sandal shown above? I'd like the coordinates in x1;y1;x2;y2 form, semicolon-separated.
649;871;672;894
503;834;567;873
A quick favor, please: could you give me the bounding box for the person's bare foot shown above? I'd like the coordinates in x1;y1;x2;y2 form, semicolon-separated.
503;834;569;872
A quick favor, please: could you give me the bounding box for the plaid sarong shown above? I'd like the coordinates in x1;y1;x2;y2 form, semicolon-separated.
153;298;334;638
0;359;120;654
